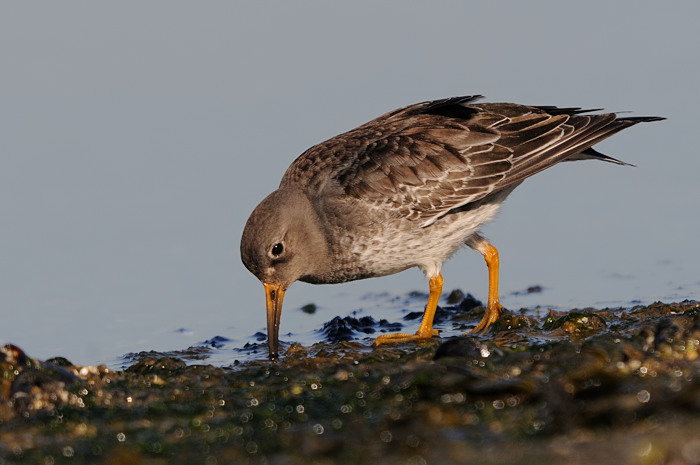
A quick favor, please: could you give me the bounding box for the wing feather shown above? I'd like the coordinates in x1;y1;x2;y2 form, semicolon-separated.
279;97;660;226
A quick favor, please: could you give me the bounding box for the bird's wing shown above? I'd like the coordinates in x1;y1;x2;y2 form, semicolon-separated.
281;96;659;226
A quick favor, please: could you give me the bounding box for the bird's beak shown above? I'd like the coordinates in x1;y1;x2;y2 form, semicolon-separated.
264;283;286;360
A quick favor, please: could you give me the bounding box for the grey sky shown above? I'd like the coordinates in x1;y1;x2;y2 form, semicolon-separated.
1;2;698;364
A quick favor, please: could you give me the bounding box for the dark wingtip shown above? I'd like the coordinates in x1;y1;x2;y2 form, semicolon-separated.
577;148;636;167
534;105;605;115
418;95;484;119
616;115;666;123
422;95;483;109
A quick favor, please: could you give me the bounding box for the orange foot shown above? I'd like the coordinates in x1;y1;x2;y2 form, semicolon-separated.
374;327;439;346
468;302;503;334
374;274;443;346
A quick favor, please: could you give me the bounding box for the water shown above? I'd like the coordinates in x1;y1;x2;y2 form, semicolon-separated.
1;2;698;368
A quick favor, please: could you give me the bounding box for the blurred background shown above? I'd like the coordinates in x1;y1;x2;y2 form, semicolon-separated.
1;1;698;365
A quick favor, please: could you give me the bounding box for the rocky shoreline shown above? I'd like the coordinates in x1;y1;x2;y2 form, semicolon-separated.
1;300;699;464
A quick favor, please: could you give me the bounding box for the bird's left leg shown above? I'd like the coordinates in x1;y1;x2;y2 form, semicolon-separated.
374;273;442;345
466;234;503;334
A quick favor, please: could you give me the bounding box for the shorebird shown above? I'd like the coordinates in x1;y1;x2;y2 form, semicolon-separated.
240;95;662;359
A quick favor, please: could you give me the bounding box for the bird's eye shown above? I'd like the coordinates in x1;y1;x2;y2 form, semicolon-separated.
271;242;284;257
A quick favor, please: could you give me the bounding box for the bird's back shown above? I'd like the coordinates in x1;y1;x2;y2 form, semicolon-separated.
280;96;663;227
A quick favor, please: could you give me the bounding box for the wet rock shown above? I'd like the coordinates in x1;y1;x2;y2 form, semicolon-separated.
446;289;466;304
301;303;317;314
45;356;74;367
441;288;483;310
0;345;113;424
199;335;232;349
454;293;482;312
492;312;535;332
321;315;402;342
126;356;187;375
542;309;607;334
434;337;494;361
511;285;544;296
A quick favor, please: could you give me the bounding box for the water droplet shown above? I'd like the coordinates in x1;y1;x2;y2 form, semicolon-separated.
407;455;427;465
405;434;421;448
380;430;393;443
636;390;651;403
245;441;258;454
479;345;491;358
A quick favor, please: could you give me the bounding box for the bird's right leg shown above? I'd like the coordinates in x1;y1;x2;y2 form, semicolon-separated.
466;235;503;334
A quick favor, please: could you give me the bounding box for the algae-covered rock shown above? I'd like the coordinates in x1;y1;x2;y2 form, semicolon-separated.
1;300;699;464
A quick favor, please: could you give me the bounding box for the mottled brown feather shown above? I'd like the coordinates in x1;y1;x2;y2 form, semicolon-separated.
280;96;660;227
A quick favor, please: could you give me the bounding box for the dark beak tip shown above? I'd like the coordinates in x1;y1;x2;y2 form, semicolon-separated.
268;337;279;361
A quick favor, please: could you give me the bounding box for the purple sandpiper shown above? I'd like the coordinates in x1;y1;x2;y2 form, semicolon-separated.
240;95;663;359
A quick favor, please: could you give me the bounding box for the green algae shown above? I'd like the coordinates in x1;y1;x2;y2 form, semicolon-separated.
1;300;699;465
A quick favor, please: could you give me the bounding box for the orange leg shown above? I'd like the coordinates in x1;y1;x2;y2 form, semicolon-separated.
374;273;442;345
469;240;503;334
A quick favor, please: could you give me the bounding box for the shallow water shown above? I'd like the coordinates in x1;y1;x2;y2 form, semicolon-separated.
109;285;661;370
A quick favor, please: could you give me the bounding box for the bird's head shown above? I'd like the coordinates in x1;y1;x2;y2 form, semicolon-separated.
240;188;328;360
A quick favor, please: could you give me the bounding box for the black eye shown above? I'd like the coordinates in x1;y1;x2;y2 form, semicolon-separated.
271;242;284;256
